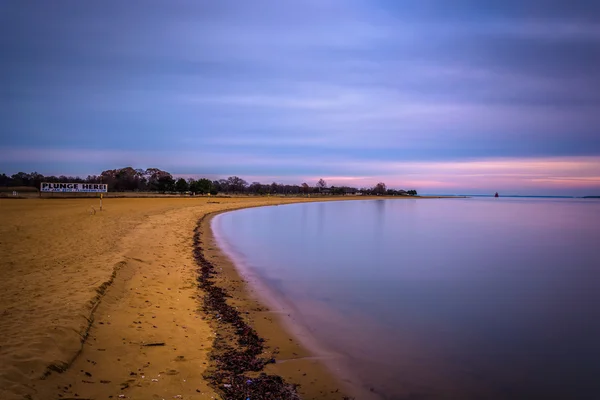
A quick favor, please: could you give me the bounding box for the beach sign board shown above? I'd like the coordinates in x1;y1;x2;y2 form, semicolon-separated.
41;182;108;193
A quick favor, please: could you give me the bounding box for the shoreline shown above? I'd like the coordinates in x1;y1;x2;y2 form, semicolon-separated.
209;210;383;400
197;210;356;399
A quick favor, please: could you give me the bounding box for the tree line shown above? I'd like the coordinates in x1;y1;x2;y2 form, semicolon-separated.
0;168;417;196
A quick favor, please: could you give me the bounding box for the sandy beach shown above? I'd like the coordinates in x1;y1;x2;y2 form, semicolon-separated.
0;196;375;399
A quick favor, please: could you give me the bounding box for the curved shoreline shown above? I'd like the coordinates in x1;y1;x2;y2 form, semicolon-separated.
210;210;383;400
197;210;354;399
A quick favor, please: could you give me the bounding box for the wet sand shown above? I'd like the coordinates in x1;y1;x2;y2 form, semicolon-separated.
0;196;372;399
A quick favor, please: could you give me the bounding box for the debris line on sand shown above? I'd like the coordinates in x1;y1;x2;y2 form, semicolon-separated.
193;215;300;400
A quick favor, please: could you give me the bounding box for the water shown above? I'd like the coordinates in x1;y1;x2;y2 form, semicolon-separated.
213;198;600;399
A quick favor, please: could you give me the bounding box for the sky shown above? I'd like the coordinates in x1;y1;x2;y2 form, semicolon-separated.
1;0;599;195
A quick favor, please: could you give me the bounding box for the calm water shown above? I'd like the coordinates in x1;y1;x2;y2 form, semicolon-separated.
213;198;600;399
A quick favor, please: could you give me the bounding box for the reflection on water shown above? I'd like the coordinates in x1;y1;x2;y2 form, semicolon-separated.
214;198;600;399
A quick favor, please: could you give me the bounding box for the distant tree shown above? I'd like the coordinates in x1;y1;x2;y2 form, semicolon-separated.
218;179;230;193
0;166;413;198
301;182;310;195
317;178;327;192
248;182;264;195
187;178;197;192
226;176;248;193
343;186;357;195
197;178;213;194
270;182;280;194
144;168;173;192
331;186;345;195
175;178;189;193
155;174;175;192
281;184;299;195
29;172;44;188
100;167;148;191
85;175;101;184
211;180;222;193
0;173;10;186
373;182;387;195
11;172;30;186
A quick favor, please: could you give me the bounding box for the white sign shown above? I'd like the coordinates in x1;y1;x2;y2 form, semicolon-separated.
41;182;108;193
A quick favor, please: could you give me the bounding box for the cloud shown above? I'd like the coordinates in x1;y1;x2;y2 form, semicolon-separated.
1;0;599;195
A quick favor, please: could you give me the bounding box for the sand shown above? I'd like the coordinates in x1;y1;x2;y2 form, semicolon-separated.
0;196;375;399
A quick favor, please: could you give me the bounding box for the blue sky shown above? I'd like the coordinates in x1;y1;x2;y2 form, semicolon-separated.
1;0;599;194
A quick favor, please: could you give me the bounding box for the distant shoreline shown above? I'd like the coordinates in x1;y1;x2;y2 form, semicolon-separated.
0;191;459;200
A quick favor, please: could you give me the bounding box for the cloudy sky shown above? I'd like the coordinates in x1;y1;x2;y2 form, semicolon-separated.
1;0;599;194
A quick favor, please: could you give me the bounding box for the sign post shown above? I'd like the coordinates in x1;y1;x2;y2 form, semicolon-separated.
40;183;108;211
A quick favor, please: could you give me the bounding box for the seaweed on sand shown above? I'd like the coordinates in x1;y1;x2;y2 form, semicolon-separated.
193;215;301;400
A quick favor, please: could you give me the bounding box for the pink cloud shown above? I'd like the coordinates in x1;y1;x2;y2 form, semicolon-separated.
3;147;599;195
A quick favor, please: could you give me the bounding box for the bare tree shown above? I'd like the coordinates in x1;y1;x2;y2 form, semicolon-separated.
317;178;327;192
